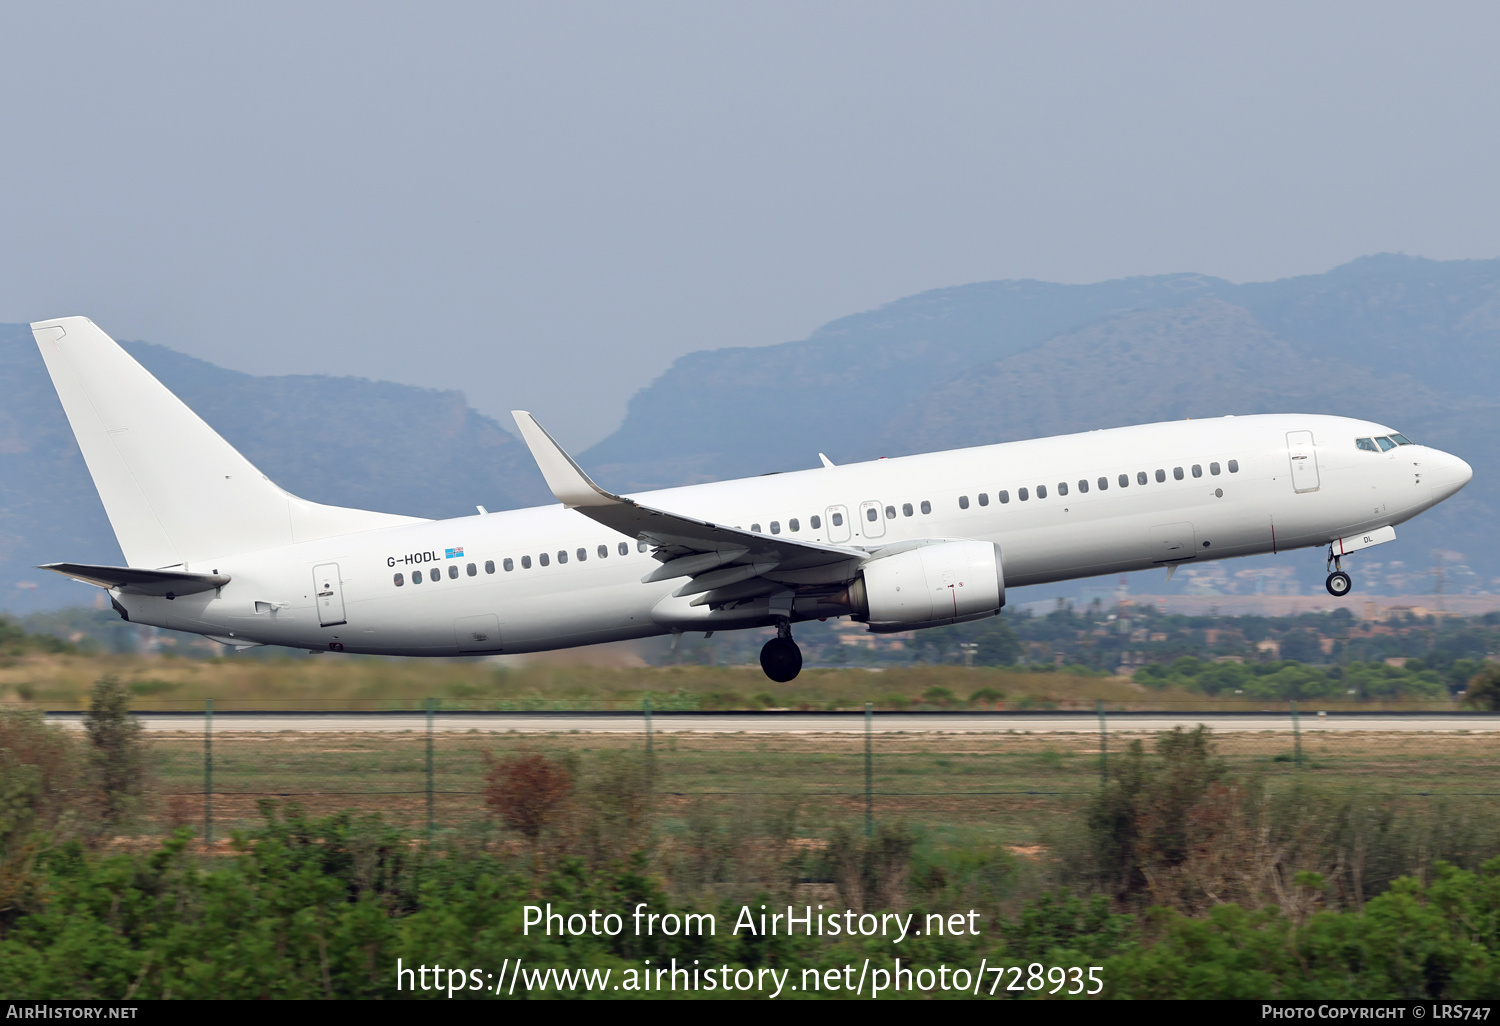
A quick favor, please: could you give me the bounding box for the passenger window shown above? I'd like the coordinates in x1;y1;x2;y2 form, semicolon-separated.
1058;482;1068;496
1355;437;1379;452
1192;464;1202;478
1154;469;1165;483
920;500;931;514
977;493;989;506
810;515;822;530
394;573;404;587
558;550;568;564
1078;479;1089;493
770;521;781;534
1227;459;1240;473
1137;471;1148;485
598;545;608;558
413;570;423;583
832;512;844;527
885;506;896;519
865;507;878;521
903;503;913;517
1210;462;1221;475
998;490;1010;503
577;547;587;561
448;565;458;579
467;562;477;576
1019;487;1029;501
500;558;511;572
618;542;629;556
1098;477;1108;491
539;553;550;566
789;519;799;532
1391;433;1413;445
1173;467;1183;480
751;524;761;533
1375;437;1395;452
958;495;969;510
638;541;649;552
1118;474;1129;488
1036;485;1047;499
521;556;532;569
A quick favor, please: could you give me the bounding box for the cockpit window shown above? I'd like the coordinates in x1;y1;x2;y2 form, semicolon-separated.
1355;437;1379;452
1375;436;1396;452
1390;433;1413;446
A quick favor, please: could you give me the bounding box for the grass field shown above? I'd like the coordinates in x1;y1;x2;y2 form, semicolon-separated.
137;727;1500;857
0;651;1464;711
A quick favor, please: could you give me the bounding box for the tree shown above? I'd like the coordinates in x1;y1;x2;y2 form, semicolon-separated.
82;677;144;830
1461;663;1500;710
974;616;1021;666
482;752;573;850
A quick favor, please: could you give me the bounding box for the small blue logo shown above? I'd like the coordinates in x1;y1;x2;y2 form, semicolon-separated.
445;547;464;559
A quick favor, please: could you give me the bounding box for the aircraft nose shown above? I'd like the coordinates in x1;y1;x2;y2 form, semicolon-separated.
1429;449;1473;502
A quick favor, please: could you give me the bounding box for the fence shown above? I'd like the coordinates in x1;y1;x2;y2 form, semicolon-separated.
36;699;1500;846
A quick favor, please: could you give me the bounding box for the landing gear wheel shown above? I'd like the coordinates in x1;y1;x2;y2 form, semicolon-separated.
760;636;803;682
1326;571;1352;597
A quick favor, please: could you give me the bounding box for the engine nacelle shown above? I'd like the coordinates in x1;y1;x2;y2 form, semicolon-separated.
843;540;1004;632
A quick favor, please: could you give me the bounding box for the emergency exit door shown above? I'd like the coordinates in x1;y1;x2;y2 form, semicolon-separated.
313;563;347;627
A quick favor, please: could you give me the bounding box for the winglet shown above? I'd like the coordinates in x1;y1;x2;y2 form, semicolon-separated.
818;453;836;469
511;412;623;508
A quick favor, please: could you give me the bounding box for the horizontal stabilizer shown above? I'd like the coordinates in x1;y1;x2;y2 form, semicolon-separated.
40;562;229;597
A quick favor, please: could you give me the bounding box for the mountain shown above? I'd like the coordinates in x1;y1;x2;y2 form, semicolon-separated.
4;253;1498;612
579;254;1500;597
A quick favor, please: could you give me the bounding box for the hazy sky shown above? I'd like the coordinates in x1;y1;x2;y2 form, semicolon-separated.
2;2;1498;447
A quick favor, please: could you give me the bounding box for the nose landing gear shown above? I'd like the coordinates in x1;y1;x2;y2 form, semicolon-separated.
1325;549;1353;597
759;619;803;682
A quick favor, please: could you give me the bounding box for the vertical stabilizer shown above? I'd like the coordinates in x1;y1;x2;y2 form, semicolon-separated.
32;317;424;568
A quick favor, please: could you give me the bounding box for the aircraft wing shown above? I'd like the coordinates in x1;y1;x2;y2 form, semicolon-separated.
512;412;864;605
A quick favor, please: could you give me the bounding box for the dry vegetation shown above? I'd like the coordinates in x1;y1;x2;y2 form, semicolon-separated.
0;650;1455;711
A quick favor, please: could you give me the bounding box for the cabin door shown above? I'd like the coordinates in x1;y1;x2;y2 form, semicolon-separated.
859;500;886;539
313;563;347;627
1286;431;1321;493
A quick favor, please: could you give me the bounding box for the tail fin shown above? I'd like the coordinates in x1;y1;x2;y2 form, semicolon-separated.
32;316;425;568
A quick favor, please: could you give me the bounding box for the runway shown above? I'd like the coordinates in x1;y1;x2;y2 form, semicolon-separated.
41;710;1500;733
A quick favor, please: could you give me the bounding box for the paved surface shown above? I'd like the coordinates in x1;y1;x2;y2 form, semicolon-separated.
41;711;1500;733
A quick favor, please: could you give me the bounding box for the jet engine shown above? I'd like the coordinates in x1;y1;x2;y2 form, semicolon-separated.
840;540;1004;632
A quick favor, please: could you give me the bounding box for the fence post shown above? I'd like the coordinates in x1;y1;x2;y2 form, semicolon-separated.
644;698;654;797
425;697;435;840
1291;700;1302;769
644;697;654;758
864;702;873;837
1097;699;1107;785
203;698;213;850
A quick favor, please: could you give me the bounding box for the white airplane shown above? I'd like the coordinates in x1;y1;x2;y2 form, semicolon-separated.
30;316;1473;681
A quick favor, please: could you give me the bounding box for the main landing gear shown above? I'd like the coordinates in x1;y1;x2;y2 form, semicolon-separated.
1325;549;1353;597
760;620;803;682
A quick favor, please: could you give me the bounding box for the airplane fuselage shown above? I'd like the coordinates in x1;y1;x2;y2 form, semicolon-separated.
114;413;1471;656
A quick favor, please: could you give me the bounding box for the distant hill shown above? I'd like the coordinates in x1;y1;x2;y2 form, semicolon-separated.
579;254;1500;598
3;253;1497;612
